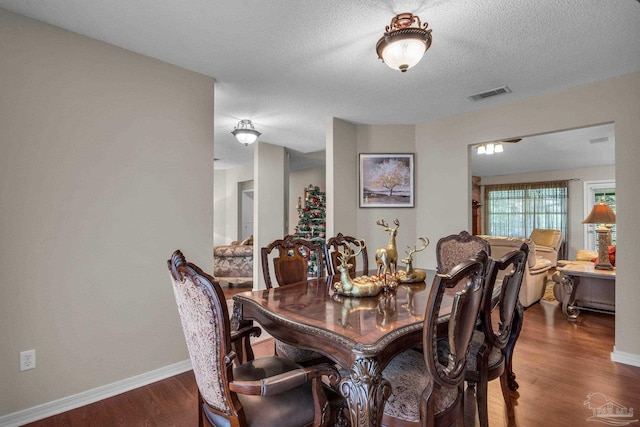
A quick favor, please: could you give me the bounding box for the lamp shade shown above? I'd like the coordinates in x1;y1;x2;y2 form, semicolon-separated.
231;119;261;146
582;200;616;225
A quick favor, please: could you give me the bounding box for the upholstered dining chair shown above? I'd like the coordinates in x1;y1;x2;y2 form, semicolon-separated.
465;243;529;427
324;233;368;277
261;235;325;289
381;251;489;427
436;230;491;274
168;250;340;427
261;235;330;366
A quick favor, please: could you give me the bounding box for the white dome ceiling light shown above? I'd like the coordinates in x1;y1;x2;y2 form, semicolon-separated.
376;13;433;73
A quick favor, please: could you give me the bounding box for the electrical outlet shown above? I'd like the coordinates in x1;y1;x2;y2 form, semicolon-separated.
20;349;36;371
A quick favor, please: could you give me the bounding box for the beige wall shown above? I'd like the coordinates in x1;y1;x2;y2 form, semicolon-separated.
414;72;640;362
355;125;420;270
0;9;214;415
326;119;358;239
254;142;287;289
481;165;615;259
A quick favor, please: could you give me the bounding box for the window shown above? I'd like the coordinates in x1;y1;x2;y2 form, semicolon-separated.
584;181;616;251
484;180;568;258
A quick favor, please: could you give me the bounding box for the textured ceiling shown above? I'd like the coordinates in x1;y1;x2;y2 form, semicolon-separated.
1;0;638;171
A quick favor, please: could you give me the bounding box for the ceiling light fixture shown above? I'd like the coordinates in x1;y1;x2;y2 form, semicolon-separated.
231;119;261;146
476;138;520;155
376;13;432;73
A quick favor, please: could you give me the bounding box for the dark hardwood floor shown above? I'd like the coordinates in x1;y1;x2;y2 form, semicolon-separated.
23;290;640;427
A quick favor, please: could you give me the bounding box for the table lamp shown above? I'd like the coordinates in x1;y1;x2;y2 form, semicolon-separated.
582;200;616;270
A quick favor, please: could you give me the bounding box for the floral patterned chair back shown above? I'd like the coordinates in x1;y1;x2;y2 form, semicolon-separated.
436;230;490;274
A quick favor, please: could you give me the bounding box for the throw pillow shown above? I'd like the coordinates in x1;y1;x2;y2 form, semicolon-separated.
591;246;616;266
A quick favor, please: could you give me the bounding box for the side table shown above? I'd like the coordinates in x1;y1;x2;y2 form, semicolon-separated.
551;264;616;321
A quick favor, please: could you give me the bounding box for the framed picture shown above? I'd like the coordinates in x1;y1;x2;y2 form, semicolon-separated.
359;153;414;208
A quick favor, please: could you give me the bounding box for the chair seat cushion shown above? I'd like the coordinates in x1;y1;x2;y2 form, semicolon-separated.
204;356;317;427
466;330;503;372
382;349;458;422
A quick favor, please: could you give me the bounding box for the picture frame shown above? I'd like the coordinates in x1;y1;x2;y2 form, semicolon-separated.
359;153;414;208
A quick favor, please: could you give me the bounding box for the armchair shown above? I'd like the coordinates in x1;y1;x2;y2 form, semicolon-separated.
529;228;563;267
168;250;340;427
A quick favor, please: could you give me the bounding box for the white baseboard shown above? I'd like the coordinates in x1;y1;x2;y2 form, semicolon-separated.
611;346;640;367
0;360;192;427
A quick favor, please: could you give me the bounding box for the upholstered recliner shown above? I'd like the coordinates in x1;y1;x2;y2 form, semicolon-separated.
529;228;563;267
479;236;553;307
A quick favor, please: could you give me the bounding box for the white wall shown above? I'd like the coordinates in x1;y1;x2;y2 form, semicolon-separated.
481;165;615;259
0;9;214;415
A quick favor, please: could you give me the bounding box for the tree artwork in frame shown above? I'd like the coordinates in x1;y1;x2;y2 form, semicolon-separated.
359;153;414;208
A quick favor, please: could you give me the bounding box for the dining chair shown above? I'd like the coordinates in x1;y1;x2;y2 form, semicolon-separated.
465;243;529;427
168;250;340;427
324;233;368;277
436;230;490;274
261;235;331;366
261;235;325;289
381;251;489;427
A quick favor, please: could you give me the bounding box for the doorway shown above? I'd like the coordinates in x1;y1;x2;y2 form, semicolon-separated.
240;189;254;240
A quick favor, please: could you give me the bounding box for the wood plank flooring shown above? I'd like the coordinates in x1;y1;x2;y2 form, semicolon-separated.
23;295;640;427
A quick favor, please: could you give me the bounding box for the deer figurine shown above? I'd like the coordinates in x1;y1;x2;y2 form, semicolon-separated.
375;218;400;284
333;241;384;297
399;237;430;283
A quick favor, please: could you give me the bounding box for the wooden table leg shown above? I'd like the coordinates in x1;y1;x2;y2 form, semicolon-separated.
339;357;391;427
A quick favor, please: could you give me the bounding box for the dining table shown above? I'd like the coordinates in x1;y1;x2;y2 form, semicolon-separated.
231;270;454;427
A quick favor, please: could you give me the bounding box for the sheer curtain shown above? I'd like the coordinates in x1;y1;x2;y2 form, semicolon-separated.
484;180;568;259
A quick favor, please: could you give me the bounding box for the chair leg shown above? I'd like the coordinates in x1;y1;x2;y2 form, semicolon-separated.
500;370;516;423
505;302;524;394
464;383;477;427
476;375;489;427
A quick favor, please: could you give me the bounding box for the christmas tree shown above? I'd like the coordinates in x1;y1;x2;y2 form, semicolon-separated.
294;184;326;244
294;185;326;277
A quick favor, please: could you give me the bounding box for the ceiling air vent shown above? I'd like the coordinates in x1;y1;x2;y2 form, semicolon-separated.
467;85;511;101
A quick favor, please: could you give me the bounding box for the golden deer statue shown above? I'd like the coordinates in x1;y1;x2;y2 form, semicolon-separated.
399;237;430;283
333;241;384;297
375;218;400;284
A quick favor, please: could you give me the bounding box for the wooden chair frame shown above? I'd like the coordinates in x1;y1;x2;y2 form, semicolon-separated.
261;235;325;289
